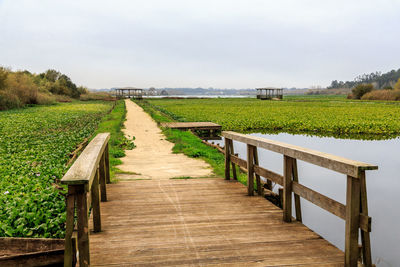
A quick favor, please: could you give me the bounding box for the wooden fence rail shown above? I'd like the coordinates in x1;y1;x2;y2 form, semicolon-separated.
222;131;377;267
61;133;111;267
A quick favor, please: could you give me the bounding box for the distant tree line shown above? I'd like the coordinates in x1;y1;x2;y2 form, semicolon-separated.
328;68;400;89
0;67;87;110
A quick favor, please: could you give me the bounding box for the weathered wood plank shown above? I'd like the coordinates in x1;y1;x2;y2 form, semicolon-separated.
89;178;344;266
224;138;231;180
91;169;101;233
283;155;293;222
253;165;283;185
247;144;255;196
222;131;377;178
76;186;90;267
292;159;302;222
345;176;360;267
61;133;110;189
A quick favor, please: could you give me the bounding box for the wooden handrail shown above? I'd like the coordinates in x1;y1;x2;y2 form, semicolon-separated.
223;131;377;178
222;131;377;267
61;133;111;267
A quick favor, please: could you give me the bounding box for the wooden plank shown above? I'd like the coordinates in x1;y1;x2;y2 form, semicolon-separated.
253;147;263;196
76;186;90;267
64;191;75;267
61;133;110;190
230;154;247;169
253;165;283;186
360;171;372;266
224;138;231;180
247;145;255;196
292;182;345;220
222;131;377;178
283;155;293;222
292;159;302;222
345;176;360;267
229;141;237;180
105;143;111;184
89;178;344;266
91;169;101;233
99;152;107;202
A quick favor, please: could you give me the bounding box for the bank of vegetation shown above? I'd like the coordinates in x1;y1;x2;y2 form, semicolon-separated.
0;67;112;110
0;100;132;238
143;97;400;139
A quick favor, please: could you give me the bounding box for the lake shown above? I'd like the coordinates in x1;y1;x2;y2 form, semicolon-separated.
212;133;399;266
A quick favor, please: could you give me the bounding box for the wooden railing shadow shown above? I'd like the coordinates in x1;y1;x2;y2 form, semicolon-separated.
61;133;111;267
222;131;377;267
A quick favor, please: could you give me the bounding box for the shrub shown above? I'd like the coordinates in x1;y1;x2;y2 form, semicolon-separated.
36;92;56;105
0;91;22;110
361;89;400;101
352;84;374;99
6;72;38;104
54;94;73;103
80;92;112;101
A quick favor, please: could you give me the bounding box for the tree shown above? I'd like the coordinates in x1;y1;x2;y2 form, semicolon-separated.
0;67;9;90
395;78;400;90
352;84;374;99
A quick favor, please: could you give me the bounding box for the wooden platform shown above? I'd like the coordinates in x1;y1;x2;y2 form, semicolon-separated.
89;178;344;266
161;122;222;131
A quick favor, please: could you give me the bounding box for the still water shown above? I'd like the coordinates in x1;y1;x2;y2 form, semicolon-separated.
213;133;399;266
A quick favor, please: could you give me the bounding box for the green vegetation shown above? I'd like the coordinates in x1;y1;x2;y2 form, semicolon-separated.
0;101;114;238
351;84;374;99
144;97;400;139
0;67;89;110
95;100;135;179
137;100;247;184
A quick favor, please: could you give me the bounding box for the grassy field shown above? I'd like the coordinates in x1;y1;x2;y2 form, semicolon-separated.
145;96;400;139
0;101;130;238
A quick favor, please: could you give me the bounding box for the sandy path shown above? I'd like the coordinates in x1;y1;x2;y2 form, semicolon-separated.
117;99;213;180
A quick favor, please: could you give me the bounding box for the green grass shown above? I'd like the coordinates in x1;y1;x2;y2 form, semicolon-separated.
136;100;248;184
144;97;400;139
0;101;114;238
95;100;135;180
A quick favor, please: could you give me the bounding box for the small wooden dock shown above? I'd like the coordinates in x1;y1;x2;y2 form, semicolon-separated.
89;178;344;266
161;122;221;131
161;122;222;139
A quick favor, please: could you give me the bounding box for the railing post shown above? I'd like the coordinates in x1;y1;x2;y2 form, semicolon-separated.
224;138;231;180
92;169;102;233
64;187;76;267
229;141;237;180
76;185;90;267
359;171;372;267
283;155;293;222
99;151;107;202
253;147;262;196
105;143;111;184
292;159;302;222
345;175;360;267
247;144;255;196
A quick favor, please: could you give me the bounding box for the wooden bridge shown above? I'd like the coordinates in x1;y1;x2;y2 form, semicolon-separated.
61;131;377;267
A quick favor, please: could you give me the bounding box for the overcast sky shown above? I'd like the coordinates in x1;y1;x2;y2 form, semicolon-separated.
0;0;399;89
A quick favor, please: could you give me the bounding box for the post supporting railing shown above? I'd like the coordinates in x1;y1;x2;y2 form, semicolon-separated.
61;133;111;267
222;131;377;267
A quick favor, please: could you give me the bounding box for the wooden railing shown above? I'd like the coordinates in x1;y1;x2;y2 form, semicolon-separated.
61;133;111;267
222;131;377;267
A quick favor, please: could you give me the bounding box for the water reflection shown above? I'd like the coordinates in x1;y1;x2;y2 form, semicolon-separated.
212;132;399;266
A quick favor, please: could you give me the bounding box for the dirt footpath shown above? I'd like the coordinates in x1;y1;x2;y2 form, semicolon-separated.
117;99;213;180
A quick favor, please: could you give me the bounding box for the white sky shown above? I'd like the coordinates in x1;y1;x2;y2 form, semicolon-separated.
0;0;399;89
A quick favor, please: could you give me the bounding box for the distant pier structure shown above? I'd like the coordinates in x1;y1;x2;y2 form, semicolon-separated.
115;88;143;99
256;87;283;100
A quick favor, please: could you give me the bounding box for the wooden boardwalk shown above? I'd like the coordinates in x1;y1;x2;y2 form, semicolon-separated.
89;178;344;266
